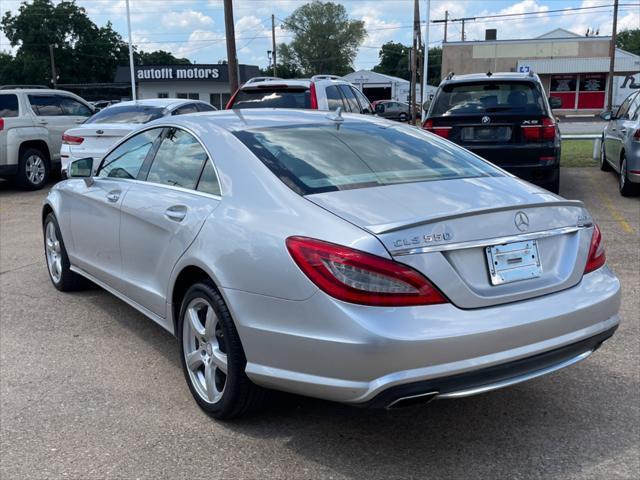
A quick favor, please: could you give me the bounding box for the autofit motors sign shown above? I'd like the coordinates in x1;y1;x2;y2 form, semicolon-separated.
134;65;229;82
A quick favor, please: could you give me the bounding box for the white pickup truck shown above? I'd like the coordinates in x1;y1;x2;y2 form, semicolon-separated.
0;88;94;189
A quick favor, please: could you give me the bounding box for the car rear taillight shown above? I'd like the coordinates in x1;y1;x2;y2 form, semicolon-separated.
422;119;452;139
0;118;4;131
522;117;556;142
286;236;448;306
62;133;84;145
226;89;239;109
309;82;318;110
584;224;606;274
632;129;640;141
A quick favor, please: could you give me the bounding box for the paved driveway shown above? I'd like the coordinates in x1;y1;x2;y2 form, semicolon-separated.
1;168;638;479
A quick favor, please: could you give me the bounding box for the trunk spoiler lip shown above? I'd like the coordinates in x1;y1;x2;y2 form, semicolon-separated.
364;199;586;235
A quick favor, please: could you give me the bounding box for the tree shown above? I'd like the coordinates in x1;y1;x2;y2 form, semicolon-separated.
278;1;365;76
617;29;640;56
137;50;190;66
372;42;442;86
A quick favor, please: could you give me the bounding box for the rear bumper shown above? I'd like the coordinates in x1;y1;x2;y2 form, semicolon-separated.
225;266;620;404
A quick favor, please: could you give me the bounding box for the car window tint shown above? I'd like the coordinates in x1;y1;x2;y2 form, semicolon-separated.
98;128;162;179
615;94;633;119
235;123;502;195
232;88;310;109
353;88;372;113
172;103;199;115
337;85;360;113
0;94;19;117
196;103;216;112
58;96;93;117
28;95;64;116
325;85;344;111
87;105;166;124
196;160;221;196
146;128;207;190
629;93;640;121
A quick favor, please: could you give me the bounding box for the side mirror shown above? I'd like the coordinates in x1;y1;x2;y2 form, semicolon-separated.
549;96;563;109
422;99;431;112
69;157;94;182
599;110;613;121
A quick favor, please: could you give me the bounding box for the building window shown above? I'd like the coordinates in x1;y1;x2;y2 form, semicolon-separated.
210;93;231;109
177;93;199;100
157;93;169;98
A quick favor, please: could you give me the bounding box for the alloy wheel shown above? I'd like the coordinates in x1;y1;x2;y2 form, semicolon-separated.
25;154;46;185
182;298;228;404
620;157;627;190
45;221;62;283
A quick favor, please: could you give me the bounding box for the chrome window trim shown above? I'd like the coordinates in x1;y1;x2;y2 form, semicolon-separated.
96;122;223;197
391;224;592;256
93;176;222;201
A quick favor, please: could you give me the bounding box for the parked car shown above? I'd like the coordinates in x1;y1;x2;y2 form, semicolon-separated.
226;75;373;114
0;87;95;189
423;72;562;193
44;110;620;419
60;98;216;176
598;90;640;196
375;100;411;122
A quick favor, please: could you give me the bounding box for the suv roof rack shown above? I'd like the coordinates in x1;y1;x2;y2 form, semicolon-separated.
244;76;282;84
311;75;343;82
0;85;49;90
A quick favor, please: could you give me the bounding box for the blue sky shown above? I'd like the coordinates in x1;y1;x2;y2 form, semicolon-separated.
1;0;639;69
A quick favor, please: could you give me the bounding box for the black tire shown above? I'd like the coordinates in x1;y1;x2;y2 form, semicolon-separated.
178;281;265;419
619;154;640;197
43;213;87;291
599;139;613;172
399;113;408;122
16;147;49;190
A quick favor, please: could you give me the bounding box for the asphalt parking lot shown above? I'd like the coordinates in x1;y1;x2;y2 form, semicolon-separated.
1;167;638;479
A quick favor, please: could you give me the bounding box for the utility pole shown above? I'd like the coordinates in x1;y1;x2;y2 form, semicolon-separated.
422;0;430;121
271;14;277;77
224;0;239;93
444;11;448;42
410;0;420;125
607;0;619;110
125;0;136;100
48;44;57;89
461;18;465;41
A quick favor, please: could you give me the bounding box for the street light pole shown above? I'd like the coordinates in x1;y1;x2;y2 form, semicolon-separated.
606;0;619;110
422;0;430;121
49;44;57;89
125;0;136;101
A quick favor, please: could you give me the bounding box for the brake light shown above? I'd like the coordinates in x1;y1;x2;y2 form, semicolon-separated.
226;89;239;109
522;118;556;142
0;118;4;131
584;224;606;274
286;236;448;306
309;82;318;110
633;129;640;141
62;133;84;145
422;119;452;139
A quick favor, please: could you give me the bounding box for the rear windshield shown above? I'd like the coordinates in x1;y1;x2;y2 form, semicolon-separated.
0;94;19;117
86;105;166;124
234;123;502;195
231;88;310;109
431;81;545;116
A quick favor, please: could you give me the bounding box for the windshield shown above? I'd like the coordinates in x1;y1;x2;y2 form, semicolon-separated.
431;81;545;116
231;88;311;109
234;123;502;195
86;105;166;124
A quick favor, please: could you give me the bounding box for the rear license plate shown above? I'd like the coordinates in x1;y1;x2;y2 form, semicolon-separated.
461;126;512;142
485;240;542;286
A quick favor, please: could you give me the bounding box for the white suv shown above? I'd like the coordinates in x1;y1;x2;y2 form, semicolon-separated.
226;75;373;114
0;88;94;190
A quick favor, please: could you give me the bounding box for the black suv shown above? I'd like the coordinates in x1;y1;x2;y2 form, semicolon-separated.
423;72;561;193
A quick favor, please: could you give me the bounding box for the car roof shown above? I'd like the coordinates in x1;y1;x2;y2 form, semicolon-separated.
111;98;208;109
238;76;351;90
148;108;389;133
0;88;80;95
441;72;541;84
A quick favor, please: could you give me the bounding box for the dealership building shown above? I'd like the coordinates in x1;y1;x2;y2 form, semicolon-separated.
343;70;437;103
114;63;261;109
441;28;640;112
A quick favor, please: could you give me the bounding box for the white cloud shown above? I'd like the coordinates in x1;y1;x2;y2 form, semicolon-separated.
162;10;214;29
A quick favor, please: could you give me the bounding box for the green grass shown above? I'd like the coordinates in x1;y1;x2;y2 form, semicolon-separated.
561;140;598;168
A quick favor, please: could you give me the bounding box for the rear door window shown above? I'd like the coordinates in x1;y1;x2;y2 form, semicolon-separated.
231;88;310;109
196;103;216;112
172;103;199;116
87;105;166;124
431;81;546;116
353;88;372;114
325;85;344;111
28;95;64;116
337;85;360;113
58;96;93;117
0;94;19;117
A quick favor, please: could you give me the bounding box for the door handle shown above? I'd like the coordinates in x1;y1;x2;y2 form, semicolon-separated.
38;119;48;125
619;129;627;135
164;205;187;222
106;190;121;202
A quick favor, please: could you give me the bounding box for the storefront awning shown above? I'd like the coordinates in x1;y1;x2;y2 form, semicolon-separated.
518;55;640;74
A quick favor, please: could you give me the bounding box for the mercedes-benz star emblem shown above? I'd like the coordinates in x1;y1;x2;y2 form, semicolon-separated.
481;116;491;124
514;211;530;232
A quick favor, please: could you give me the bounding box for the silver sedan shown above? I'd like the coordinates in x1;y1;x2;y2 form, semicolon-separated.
43;109;621;418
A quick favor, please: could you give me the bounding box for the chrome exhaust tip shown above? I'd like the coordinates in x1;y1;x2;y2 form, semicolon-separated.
385;391;438;409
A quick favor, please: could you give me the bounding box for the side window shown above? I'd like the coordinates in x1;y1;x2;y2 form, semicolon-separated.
146;128;207;190
337;85;360;113
353;88;372;114
616;93;634;120
59;96;93;117
325;85;344;111
196;103;216;112
197;160;221;196
98;128;162;179
0;94;19;117
28;95;64;116
172;103;199;116
627;92;640;120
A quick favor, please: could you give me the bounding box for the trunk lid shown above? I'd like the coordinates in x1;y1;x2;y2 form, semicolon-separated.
65;123;137;161
307;176;593;308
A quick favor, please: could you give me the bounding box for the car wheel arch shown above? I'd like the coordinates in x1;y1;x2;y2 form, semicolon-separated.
20;140;51;164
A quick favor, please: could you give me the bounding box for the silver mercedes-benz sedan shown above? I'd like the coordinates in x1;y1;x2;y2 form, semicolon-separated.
42;109;620;418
